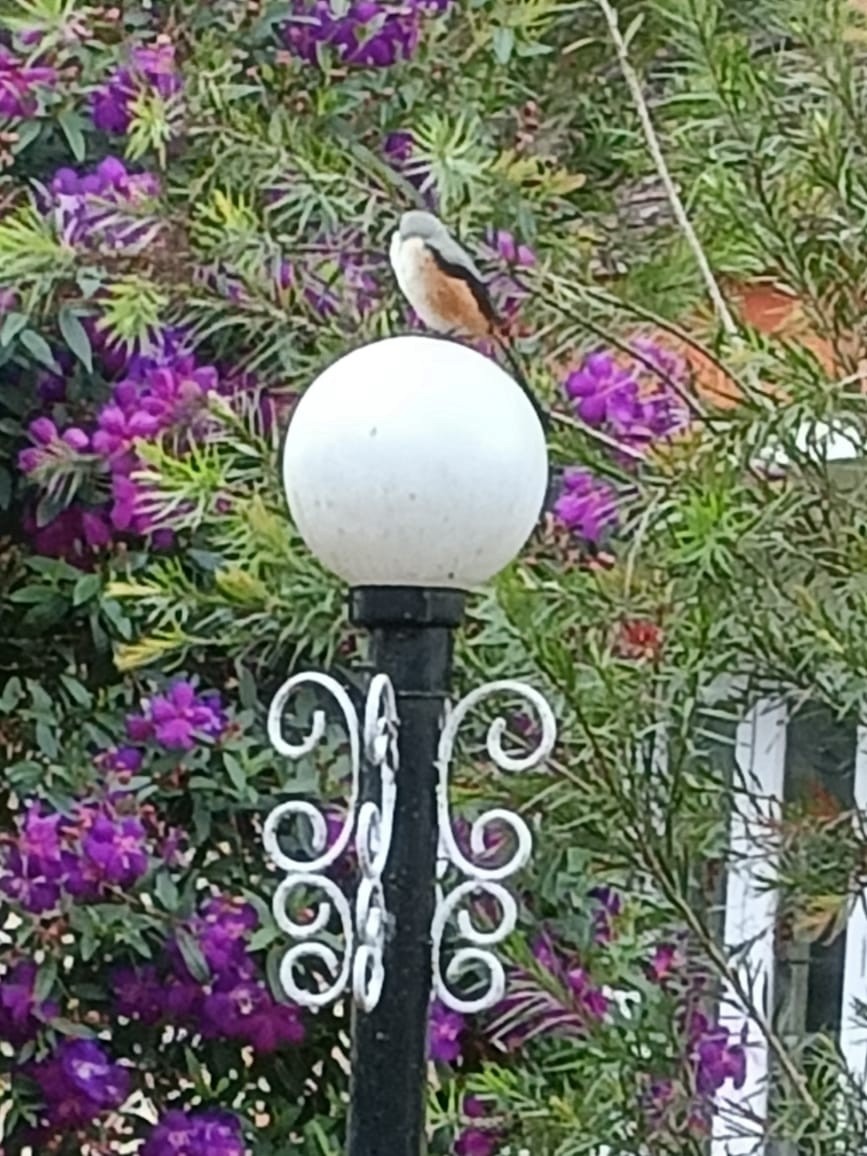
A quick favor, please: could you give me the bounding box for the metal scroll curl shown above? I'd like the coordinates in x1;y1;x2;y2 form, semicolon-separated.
432;680;556;1013
263;671;399;1011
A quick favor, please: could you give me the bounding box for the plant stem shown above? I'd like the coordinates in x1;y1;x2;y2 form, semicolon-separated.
595;0;739;338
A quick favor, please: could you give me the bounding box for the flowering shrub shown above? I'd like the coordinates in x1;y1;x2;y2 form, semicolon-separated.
3;0;867;1153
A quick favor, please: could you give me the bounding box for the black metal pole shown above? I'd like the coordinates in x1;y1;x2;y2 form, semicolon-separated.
346;586;466;1156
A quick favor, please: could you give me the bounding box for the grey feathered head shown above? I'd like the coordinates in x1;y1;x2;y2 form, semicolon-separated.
396;210;485;281
398;210;446;241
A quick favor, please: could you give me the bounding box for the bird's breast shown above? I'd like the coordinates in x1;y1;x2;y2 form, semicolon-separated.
391;237;492;338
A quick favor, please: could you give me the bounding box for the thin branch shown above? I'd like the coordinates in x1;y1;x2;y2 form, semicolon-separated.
595;0;739;338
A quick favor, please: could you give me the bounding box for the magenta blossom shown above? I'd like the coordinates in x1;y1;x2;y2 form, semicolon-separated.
553;468;620;543
281;0;423;68
31;1039;130;1128
126;679;227;751
142;1108;245;1156
428;998;466;1063
563;343;689;454
91;41;182;134
0;47;56;117
0;962;58;1044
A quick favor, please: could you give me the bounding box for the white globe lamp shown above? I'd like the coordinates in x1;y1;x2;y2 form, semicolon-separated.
282;335;548;590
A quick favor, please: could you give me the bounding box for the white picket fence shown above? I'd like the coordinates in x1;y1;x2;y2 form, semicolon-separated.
711;699;867;1154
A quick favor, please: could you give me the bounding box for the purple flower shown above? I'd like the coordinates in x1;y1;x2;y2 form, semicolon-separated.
563;344;689;454
126;679;227;751
96;746;144;775
0;797;156;912
553;469;619;543
428;998;465;1063
690;1019;748;1094
382;128;432;192
92;41;182;134
281;0;422;68
18;417;91;477
463;1095;488;1120
20;504;113;565
0;47;57;117
142;1108;245;1156
113;964;165;1024
0;962;58;1044
455;1128;500;1156
589;885;621;944
82;813;149;886
489;229;536;268
45;157;162;251
32;1039;130;1127
170;894;258;982
646;941;683;984
491;929;610;1049
202;978;306;1052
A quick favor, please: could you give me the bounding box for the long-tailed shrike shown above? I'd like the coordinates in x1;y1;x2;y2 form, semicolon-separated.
389;210;507;339
389;209;548;428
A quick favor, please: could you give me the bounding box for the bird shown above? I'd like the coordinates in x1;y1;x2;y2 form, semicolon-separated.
389;209;503;339
389;209;548;429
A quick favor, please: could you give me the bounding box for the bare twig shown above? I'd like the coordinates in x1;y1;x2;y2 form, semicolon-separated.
595;0;739;338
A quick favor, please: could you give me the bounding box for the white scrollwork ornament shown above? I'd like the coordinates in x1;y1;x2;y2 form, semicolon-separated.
432;680;556;1013
263;671;399;1012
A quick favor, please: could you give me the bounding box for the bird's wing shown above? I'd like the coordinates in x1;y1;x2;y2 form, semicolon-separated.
427;234;500;329
429;230;487;283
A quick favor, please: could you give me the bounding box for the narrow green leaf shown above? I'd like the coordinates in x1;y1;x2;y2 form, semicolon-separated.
58;110;87;162
223;751;246;792
0;311;27;346
155;872;180;912
59;673;92;707
174;927;211;983
35;720;59;758
0;676;23;712
20;329;60;372
491;26;515;64
50;1018;97;1039
73;572;102;607
58;308;93;372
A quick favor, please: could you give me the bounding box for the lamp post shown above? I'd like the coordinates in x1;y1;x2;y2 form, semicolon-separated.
262;335;557;1156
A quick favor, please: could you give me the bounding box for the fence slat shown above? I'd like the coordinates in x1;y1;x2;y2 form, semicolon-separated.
711;698;788;1156
839;725;867;1086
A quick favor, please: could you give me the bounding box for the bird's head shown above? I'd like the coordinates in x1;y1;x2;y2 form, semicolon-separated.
398;209;446;244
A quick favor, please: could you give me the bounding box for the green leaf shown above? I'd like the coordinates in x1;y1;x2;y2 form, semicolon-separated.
0;676;23;712
50;1018;97;1039
20;329;60;372
0;467;11;509
174;927;211;983
9;585;53;604
60;673;92;707
76;269;103;298
100;598;133;640
491;26;515;64
11;119;42;155
249;924;283;952
35;491;66;528
73;572;102;606
58;109;87;162
223;751;246;792
235;659;258;710
0;311;27;346
26;679;52;712
34;958;58;1004
58;308;93;372
35;719;58;758
155;872;180;912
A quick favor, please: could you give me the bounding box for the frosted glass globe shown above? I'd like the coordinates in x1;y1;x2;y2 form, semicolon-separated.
283;335;548;589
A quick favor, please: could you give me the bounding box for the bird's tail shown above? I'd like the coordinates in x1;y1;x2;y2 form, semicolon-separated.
492;329;550;435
